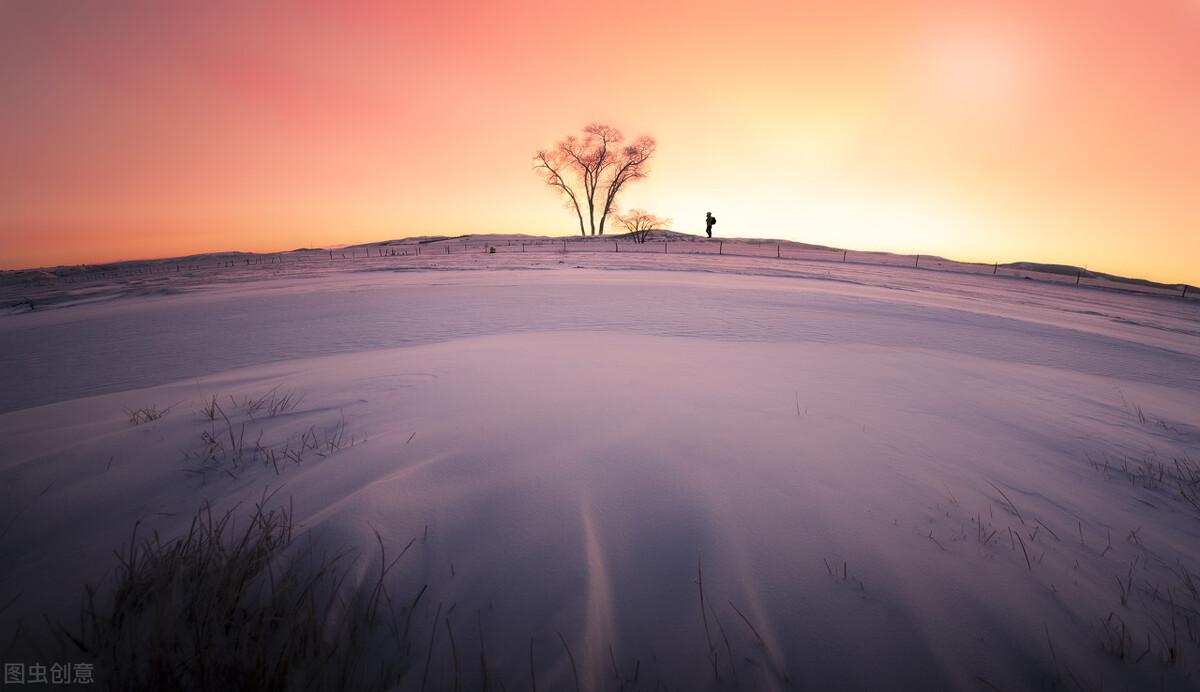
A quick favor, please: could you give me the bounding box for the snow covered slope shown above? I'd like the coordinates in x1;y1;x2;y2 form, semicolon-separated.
1;260;1198;690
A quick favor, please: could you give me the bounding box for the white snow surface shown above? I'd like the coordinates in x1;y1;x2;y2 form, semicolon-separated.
2;250;1199;690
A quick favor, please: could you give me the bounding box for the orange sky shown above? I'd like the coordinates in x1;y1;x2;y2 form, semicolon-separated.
2;1;1198;284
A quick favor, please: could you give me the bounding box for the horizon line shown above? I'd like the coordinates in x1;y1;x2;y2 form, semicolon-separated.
1;230;1194;290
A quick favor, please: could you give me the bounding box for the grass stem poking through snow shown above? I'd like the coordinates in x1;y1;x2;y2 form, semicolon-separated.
1034;519;1060;542
445;616;461;692
987;480;1025;525
529;638;537;692
697;555;719;680
1016;531;1033;571
420;602;443;692
927;530;946;551
557;631;580;692
1116;565;1134;606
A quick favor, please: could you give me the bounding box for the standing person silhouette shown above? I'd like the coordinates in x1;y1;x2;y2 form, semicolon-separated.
705;211;716;238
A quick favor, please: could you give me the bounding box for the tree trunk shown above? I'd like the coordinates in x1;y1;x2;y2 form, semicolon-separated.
571;202;585;237
585;188;596;235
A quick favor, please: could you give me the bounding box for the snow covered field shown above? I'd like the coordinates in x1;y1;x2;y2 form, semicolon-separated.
2;249;1199;690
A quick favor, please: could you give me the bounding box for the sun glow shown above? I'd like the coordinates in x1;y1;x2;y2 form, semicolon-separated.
920;25;1032;119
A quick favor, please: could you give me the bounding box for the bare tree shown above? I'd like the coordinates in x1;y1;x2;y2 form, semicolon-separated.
596;135;655;236
533;149;586;237
533;123;656;236
616;209;671;243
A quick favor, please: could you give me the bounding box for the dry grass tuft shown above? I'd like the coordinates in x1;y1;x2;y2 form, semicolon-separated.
58;492;414;691
123;404;172;425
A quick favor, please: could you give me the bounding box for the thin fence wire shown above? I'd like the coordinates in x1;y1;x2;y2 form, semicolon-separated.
352;236;1193;299
3;236;1194;303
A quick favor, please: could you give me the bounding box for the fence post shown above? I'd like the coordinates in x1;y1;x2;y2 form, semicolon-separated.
1183;285;1189;298
563;240;567;253
777;244;780;259
1075;270;1081;285
843;250;847;262
993;262;997;275
914;254;920;267
615;241;618;253
719;241;723;255
664;241;668;254
521;243;525;253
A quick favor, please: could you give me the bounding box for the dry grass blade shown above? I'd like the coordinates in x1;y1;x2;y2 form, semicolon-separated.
728;600;766;648
558;631;581;692
987;480;1025;525
697;555;719;680
1015;531;1033;571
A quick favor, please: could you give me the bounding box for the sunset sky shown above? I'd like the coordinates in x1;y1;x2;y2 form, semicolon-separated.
2;1;1198;284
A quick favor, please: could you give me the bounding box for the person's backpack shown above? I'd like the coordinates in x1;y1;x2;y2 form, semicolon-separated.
710;216;717;225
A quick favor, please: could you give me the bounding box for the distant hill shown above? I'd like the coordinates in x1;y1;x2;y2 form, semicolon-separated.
354;233;551;247
1001;261;1186;292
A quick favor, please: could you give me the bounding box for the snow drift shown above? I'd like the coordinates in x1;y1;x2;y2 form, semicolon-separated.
1;257;1198;690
